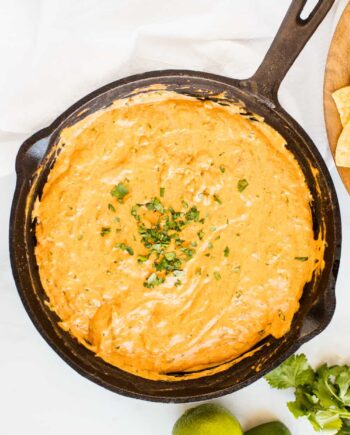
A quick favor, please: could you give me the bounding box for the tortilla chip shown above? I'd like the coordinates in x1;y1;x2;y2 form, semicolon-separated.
332;86;350;126
335;121;350;167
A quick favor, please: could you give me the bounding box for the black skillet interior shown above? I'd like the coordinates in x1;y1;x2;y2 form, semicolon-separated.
10;0;341;402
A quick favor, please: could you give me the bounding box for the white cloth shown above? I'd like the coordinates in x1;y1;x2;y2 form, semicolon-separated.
0;1;349;434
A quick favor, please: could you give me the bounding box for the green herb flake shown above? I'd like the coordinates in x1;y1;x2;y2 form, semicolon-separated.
111;182;129;203
146;197;164;213
174;279;182;287
137;255;149;263
108;203;116;212
233;265;240;273
144;272;165;288
213;194;222;204
237;179;249;192
185;206;200;222
207;242;213;249
224;246;230;257
213;271;221;280
182;200;189;209
115;243;134;255
278;309;286;321
100;227;111;237
219;165;226;173
295;256;309;262
160;187;165;197
181;247;195;259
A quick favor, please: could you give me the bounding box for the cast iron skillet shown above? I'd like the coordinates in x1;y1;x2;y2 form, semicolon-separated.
10;0;341;402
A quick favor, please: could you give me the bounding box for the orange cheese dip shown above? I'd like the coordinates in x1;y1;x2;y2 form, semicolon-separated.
34;90;324;380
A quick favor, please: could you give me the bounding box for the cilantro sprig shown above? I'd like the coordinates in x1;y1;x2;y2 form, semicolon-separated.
265;354;350;433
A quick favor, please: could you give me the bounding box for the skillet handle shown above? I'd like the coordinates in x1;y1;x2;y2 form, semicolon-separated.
15;130;51;178
248;0;335;100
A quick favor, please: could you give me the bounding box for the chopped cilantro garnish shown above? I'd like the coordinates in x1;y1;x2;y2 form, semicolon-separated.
160;187;165;197
213;271;221;280
278;309;286;321
207;242;213;249
219;165;226;173
111;182;129;203
174;279;182;287
224;246;230;257
185;206;200;222
237;179;249;192
108;203;116;212
182;200;189;209
197;230;204;240
144;272;165;288
213;194;222;204
181;247;195;259
146;197;164;213
100;227;111;237
115;243;134;255
129;196;205;286
137;254;149;263
295;256;309;262
155;254;182;272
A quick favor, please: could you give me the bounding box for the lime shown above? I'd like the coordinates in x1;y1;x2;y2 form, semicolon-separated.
172;403;243;435
245;421;291;435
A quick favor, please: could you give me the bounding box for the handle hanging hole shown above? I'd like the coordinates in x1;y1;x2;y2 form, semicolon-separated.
300;0;322;21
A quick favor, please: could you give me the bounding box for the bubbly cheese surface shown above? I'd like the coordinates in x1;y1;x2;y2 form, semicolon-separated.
34;90;324;380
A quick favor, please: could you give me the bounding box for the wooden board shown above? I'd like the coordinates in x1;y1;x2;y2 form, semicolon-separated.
324;1;350;194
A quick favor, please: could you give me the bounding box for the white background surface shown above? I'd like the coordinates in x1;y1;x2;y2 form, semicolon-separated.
1;0;349;434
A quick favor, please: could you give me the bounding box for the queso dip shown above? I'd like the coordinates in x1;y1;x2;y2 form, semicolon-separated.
34;90;324;380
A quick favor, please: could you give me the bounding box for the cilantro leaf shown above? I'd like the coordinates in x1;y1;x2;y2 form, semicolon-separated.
295;256;309;262
111;182;129;203
338;420;350;434
143;272;165;288
309;410;343;432
237;179;249;192
287;386;315;418
115;243;134;255
265;354;314;389
213;271;221;280
100;227;111;237
213;194;222;204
